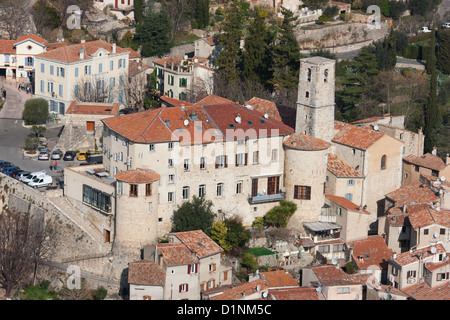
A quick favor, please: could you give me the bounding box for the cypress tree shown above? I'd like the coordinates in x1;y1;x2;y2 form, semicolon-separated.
424;29;442;154
215;0;244;85
269;8;302;93
437;29;450;75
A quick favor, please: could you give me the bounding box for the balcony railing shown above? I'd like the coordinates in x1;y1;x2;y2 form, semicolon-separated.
249;193;284;204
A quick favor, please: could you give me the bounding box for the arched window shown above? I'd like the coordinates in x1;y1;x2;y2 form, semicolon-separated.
381;155;387;170
324;69;329;82
307;68;311;82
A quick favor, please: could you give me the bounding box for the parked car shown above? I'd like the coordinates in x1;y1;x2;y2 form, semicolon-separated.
63;151;76;161
419;27;432;33
9;168;23;178
28;175;53;189
77;151;87;161
51;149;63;160
3;166;20;175
0;162;14;172
38;149;50;160
15;171;31;181
22;170;47;184
442;22;450;29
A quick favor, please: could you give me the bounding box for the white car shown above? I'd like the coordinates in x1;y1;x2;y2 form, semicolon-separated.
28;175;53;188
38;149;50;160
21;170;47;184
442;23;450;29
419;27;432;33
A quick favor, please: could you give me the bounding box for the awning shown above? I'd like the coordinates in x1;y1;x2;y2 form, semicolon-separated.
303;221;341;232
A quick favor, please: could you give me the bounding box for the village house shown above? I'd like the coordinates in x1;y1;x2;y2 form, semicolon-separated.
153;56;214;102
93;0;135;20
193;35;220;66
388;243;449;293
207;279;269;300
403;151;450;186
34;40;139;117
0;35;48;83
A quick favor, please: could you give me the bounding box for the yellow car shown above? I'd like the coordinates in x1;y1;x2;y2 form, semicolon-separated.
77;151;87;161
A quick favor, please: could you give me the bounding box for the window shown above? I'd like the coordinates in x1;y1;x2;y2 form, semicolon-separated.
324;69;328;82
4;55;9;63
407;270;416;278
217;183;223;197
345;193;353;201
168;192;174;202
40;63;45;73
199;184;206;197
215;155;227;168
84;65;91;75
179;284;188;293
437;273;449;281
168;159;173;167
236;153;247;166
209;263;216;273
271;149;278;162
347;179;355;186
149;144;155;151
146;183;152;197
432;170;439;177
148;202;152;213
200;157;206;170
294;185;311;200
168;174;174;184
236;180;243;194
59;84;63;97
307;68;311;82
98;63;103;73
82;185;112;213
440;228;446;235
168;142;173;150
333;244;345;252
381;155;387;170
184;159;190;171
252;151;259;164
40;80;44;92
130;184;138;197
182;186;189;200
75;67;79;78
50;65;54;75
118;182;123;195
188;264;197;274
317;245;330;253
110;77;115;88
25;57;33;66
180;78;187;88
110;60;114;71
337;287;350;294
305;91;309;98
415;165;420;172
58;67;65;78
424;229;429;235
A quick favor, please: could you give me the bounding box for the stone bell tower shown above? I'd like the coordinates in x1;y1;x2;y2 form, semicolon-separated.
295;56;336;142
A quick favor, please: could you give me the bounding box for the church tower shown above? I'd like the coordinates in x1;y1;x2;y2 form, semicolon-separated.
295;56;335;142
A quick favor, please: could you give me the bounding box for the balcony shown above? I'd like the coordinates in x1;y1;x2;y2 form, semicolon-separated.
249;193;284;204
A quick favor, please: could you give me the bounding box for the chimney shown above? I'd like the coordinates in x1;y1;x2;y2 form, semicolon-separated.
80;39;85;44
79;49;84;60
112;43;116;54
432;146;437;155
446;154;450;165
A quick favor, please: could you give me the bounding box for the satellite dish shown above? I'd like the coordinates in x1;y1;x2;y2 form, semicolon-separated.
261;292;268;299
244;104;252;109
235;116;241;123
180;105;185;111
373;125;379;131
440;176;446;182
316;286;322;293
332;258;338;265
431;246;437;254
256;285;261;291
385;293;392;300
184;119;189;126
263;113;269;119
433;232;439;239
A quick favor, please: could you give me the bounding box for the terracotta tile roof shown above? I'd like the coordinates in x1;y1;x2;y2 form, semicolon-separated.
259;270;299;288
35;40;138;63
404;153;447;171
203;35;220;46
283;132;330;151
269;287;319;300
246;97;297;129
14;35;48;46
346;235;393;270
385;181;439;207
386;209;408;227
103;102;294;145
194;94;236;105
333;121;385;150
66;101;120;115
157;243;199;266
128;60;150;78
171;230;223;258
160;96;193;108
406;203;450;230
210;279;268;300
391;243;446;267
153;56;183;67
325;194;371;214
376;284;410;298
311;265;365;287
46;42;68;51
327;154;364;178
0;40;16;54
424;256;450;272
401;281;450;300
115;168;160;184
128;260;165;286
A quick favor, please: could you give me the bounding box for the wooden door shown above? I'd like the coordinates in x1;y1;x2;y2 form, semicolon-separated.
267;177;277;195
251;179;258;197
86;121;95;131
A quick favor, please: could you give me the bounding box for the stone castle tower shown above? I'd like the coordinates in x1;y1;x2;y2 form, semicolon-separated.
283;56;335;230
295;56;336;142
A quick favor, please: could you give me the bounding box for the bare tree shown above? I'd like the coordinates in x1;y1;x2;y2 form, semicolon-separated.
73;75;118;104
0;209;58;298
161;0;193;38
123;70;149;110
0;0;33;40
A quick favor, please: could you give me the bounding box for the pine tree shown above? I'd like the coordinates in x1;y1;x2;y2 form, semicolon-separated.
269;8;302;93
215;0;245;85
241;9;273;89
424;29;442;154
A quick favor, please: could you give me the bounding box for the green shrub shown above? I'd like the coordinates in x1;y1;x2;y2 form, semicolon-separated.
22;98;50;125
93;286;107;300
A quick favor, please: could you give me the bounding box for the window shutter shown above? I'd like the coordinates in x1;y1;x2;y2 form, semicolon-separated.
195;264;198;273
179;285;182;293
187;265;191;274
186;284;189;292
224;156;228;168
235;154;238;166
245;153;248;165
215;156;219;169
294;185;299;199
